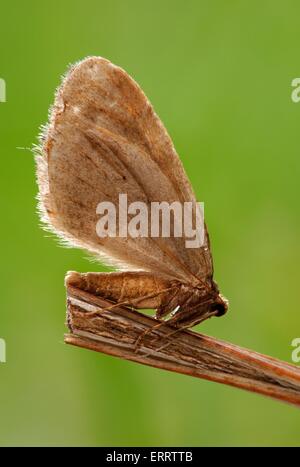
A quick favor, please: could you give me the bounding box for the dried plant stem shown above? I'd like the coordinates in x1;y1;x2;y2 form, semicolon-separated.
65;283;300;407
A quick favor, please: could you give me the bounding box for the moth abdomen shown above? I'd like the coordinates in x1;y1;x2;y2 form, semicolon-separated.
66;270;174;310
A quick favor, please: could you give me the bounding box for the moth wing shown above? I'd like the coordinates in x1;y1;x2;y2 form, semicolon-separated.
36;57;213;285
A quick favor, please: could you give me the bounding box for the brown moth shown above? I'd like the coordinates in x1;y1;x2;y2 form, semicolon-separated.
36;56;228;334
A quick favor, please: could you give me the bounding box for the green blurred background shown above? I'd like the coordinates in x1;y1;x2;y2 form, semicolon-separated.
0;0;299;446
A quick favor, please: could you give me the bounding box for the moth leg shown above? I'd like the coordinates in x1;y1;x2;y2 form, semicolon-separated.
155;286;182;319
137;286;193;351
66;270;172;310
133;320;169;353
142;310;219;358
134;286;181;352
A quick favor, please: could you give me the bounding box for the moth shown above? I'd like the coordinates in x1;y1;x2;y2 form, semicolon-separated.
36;56;228;337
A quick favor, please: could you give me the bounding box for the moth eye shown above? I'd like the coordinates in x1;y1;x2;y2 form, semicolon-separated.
212;297;228;317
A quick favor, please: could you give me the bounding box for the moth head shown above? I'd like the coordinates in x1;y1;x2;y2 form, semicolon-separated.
212;294;228;317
